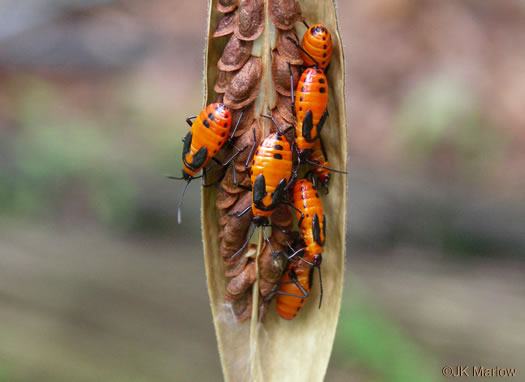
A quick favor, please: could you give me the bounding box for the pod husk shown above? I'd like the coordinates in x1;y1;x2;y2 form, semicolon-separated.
202;0;347;381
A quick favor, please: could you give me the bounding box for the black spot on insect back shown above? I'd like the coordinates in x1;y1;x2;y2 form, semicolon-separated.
208;113;215;120
319;78;325;84
273;153;282;160
274;145;283;150
320;87;326;93
301;86;305;92
203;119;210;128
312;26;325;35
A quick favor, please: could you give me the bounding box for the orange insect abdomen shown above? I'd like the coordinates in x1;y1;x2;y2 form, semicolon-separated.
293;179;325;257
294;69;328;152
276;264;312;320
183;103;231;177
250;134;293;217
301;24;333;70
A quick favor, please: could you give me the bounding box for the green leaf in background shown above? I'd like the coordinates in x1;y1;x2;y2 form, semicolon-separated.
334;285;440;382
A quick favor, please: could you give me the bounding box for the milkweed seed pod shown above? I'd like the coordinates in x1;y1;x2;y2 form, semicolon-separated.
201;0;347;381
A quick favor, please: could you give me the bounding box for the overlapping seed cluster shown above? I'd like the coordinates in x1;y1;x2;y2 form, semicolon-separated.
211;0;303;322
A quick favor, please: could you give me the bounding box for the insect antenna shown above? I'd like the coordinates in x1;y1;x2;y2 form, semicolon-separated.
305;159;347;174
285;36;320;68
177;180;191;224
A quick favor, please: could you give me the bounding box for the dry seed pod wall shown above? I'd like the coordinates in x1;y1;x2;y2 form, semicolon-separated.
201;0;347;381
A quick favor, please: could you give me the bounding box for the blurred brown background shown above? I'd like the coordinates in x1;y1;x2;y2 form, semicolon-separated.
1;1;524;381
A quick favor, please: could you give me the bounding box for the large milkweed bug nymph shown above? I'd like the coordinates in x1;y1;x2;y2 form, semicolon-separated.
170;102;246;223
228;115;300;259
293;178;325;259
300;22;333;71
274;238;323;320
286;28;346;181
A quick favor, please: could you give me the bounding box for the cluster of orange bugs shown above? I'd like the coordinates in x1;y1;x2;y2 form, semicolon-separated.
173;2;344;321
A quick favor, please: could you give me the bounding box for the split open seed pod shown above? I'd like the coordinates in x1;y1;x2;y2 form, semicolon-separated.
201;0;347;381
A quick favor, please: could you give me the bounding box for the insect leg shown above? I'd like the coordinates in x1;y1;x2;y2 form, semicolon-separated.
260;114;284;135
228;205;252;218
244;128;258;170
289;63;295;114
282;200;305;227
232;165;252;191
229;105;248;140
317;266;323;309
262;226;276;255
185;115;197;127
230;224;257;260
201;164;227;188
276;273;309;298
287;247;306;261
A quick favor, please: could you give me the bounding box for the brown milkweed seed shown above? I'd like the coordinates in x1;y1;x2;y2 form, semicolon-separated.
234;0;265;41
234;121;262;171
230;103;255;138
224;252;249;277
221;165;246;194
220;239;242;258
269;0;302;30
270;108;294;143
231;288;252;322
276;29;303;65
224;56;263;109
225;261;256;301
218;212;230;227
220;192;253;255
216;0;239;14
259;241;285;280
218;35;253;72
213;71;231;94
213;12;236;37
271;50;299;96
269;203;292;227
276;93;294;124
215;187;239;210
